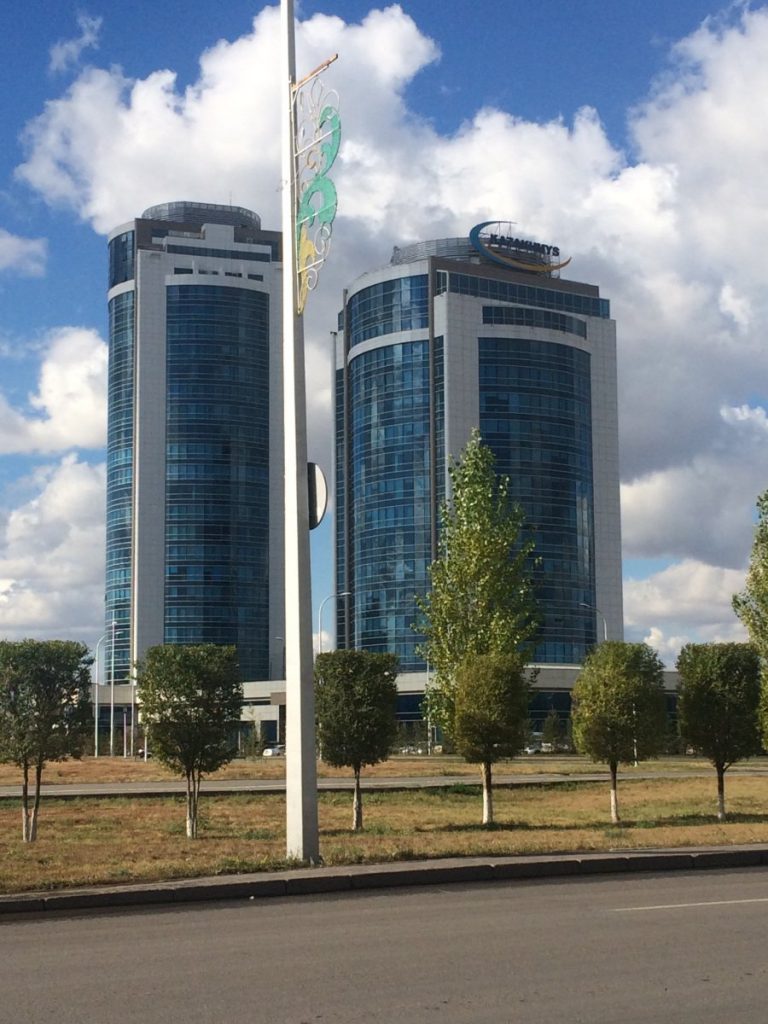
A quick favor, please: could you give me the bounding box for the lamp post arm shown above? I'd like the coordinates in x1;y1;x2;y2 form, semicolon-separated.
317;591;351;655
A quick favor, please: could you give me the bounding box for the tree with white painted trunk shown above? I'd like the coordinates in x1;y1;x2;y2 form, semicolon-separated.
0;639;92;842
571;642;666;825
136;645;242;839
453;652;530;825
676;642;761;821
315;650;398;832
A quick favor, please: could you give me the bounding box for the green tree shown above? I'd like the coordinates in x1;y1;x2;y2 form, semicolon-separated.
676;642;761;821
416;429;537;737
541;708;565;753
136;644;243;838
734;491;768;660
571;641;666;824
0;639;92;842
453;652;530;825
315;650;398;831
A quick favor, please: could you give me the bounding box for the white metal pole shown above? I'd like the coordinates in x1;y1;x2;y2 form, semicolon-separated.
93;631;108;758
109;618;116;757
282;0;319;863
130;674;135;758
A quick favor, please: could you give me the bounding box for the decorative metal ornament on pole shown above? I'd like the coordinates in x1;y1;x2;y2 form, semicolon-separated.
281;0;340;863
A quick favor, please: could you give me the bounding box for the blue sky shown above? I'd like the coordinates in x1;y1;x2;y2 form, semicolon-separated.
0;0;765;662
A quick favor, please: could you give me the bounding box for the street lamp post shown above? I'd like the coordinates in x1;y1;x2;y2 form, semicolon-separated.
317;591;351;655
92;630;110;757
109;619;117;757
280;0;340;862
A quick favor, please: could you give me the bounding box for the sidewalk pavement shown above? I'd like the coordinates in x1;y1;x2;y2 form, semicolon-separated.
3;843;768;917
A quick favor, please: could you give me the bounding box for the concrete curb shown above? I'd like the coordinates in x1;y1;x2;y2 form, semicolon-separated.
3;844;768;917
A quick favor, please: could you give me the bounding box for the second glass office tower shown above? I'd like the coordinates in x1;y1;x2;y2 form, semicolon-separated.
334;234;623;670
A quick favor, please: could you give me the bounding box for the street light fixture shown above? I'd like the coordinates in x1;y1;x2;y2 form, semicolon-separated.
317;591;351;655
579;602;608;642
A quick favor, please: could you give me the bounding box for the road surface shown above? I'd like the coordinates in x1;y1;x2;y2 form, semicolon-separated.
2;867;768;1023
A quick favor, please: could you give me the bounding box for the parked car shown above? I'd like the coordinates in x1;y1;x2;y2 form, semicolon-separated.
262;744;285;757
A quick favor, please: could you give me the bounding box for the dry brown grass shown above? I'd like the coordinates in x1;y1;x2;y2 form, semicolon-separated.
2;774;768;895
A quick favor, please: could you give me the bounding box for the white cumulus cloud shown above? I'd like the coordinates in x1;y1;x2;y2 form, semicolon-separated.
11;3;768;649
0;229;47;276
624;559;747;664
0;327;107;455
0;456;106;643
49;12;102;73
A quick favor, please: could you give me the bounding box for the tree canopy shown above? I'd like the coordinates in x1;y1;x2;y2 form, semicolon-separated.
453;651;530;825
571;641;666;824
677;642;761;820
136;644;243;838
0;639;92;841
733;490;768;660
315;649;399;831
416;429;537;735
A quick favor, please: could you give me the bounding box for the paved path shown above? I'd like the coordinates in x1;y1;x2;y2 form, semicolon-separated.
3;766;767;799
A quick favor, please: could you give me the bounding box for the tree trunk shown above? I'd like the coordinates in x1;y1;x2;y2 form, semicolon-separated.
186;770;200;839
716;763;726;822
29;760;43;842
482;761;493;825
352;767;363;831
609;760;620;824
21;761;30;843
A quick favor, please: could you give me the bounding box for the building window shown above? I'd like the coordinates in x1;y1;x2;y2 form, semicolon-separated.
164;284;271;680
478;337;596;663
450;274;609;319
345;340;437;670
347;275;429;348
482;305;587;338
108;231;135;289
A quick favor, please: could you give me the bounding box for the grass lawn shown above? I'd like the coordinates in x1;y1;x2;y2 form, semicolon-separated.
2;774;768;894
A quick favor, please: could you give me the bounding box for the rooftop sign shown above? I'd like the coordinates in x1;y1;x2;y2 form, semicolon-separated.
469;221;571;274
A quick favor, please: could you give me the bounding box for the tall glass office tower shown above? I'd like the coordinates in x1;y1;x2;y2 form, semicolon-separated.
106;202;284;682
334;230;623;672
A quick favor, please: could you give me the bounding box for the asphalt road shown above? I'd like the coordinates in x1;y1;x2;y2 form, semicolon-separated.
2;868;768;1023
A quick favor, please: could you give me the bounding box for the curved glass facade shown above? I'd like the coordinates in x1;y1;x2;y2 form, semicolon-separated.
106;289;135;679
164;285;270;680
108;232;135;289
348;275;429;348
479;337;596;663
348;340;436;670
